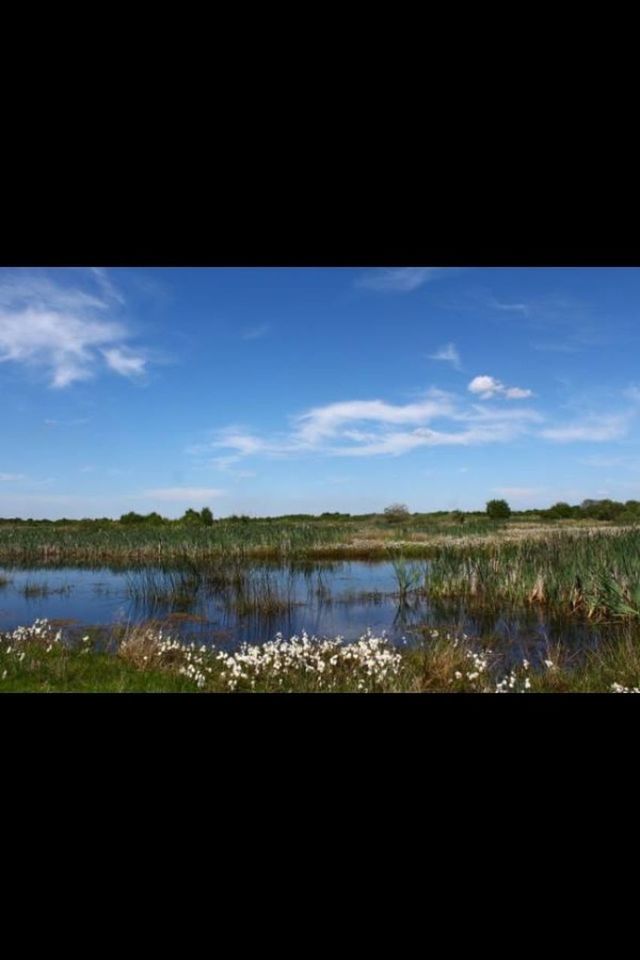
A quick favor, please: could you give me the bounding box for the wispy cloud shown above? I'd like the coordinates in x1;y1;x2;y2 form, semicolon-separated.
294;394;458;445
580;454;640;469
241;323;270;341
540;414;630;443
492;486;546;500
0;270;148;388
102;347;147;379
489;298;530;316
0;472;53;486
468;375;532;400
44;417;90;427
355;268;437;293
89;267;125;305
142;487;226;502
428;342;461;370
624;385;640;404
196;366;638;466
202;387;542;462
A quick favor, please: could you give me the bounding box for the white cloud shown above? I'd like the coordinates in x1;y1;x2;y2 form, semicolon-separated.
492;486;546;500
0;270;148;388
44;418;90;427
204;387;540;463
428;342;461;370
490;300;530;315
294;394;457;445
355;268;436;292
580;455;638;469
102;347;147;378
624;385;640;404
0;473;25;482
89;267;125;305
539;415;629;443
504;386;532;399
142;487;226;502
468;375;532;400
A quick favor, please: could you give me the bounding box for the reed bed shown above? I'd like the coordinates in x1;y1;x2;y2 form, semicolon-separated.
423;528;640;621
0;518;626;566
0;520;360;565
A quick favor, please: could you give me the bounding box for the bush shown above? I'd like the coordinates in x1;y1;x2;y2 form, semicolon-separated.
486;499;511;520
200;507;214;526
383;503;410;523
547;502;574;520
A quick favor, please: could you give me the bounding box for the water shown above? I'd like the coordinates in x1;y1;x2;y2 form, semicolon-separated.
0;560;610;667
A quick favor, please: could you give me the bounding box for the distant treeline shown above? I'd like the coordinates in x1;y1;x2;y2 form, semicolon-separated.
2;499;640;525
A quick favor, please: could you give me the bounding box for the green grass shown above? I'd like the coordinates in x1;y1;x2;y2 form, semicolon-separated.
421;528;640;621
0;515;623;566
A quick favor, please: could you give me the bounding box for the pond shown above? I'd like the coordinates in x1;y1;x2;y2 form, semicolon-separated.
0;559;613;669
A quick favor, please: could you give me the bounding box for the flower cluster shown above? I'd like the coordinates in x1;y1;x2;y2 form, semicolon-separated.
610;682;640;693
495;658;532;693
216;629;402;692
448;647;491;690
0;618;62;651
119;627;212;688
1;618;64;681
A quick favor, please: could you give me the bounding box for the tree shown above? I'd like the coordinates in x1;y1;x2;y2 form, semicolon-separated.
486;499;511;520
383;503;410;523
200;506;214;526
547;501;573;520
120;511;145;524
181;508;203;525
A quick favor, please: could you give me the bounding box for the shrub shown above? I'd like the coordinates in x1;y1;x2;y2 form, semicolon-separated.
486;499;511;520
383;503;410;523
547;501;574;520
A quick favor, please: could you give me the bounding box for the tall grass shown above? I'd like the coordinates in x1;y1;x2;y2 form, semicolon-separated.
424;529;640;620
388;553;424;604
1;516;620;566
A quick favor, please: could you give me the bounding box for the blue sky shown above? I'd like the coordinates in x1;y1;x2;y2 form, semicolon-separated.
2;265;640;518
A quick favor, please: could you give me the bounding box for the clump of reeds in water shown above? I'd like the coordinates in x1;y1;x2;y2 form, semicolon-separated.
388;552;425;602
221;569;299;618
423;529;640;621
22;580;72;598
125;567;202;612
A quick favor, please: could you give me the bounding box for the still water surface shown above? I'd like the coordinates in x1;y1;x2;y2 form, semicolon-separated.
0;560;608;667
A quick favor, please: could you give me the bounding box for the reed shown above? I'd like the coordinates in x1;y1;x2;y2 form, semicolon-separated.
423;529;640;620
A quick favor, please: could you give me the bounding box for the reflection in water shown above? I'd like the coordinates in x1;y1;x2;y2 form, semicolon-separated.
0;559;619;668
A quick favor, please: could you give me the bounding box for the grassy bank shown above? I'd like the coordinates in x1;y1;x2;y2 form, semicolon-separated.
2;618;639;693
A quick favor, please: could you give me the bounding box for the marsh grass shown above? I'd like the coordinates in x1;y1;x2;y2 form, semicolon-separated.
388;553;424;601
125;567;202;611
0;517;627;567
422;529;640;621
